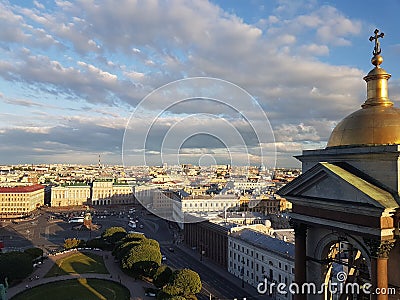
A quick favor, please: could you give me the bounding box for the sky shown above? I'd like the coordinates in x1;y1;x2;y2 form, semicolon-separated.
1;0;400;168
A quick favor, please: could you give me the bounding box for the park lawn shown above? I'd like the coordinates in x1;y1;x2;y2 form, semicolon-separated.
45;252;109;277
11;278;130;300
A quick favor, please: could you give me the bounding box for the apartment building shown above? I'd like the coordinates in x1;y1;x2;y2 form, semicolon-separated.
0;184;44;218
181;194;240;213
228;229;294;299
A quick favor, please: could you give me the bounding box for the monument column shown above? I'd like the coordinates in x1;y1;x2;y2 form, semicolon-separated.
293;221;307;300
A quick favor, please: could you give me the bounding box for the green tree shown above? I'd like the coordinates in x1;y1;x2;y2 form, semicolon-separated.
112;232;147;258
102;227;127;244
153;265;173;288
123;232;146;242
86;237;108;249
121;243;161;277
158;285;182;299
0;252;33;282
24;247;43;259
64;238;84;250
145;238;160;249
169;296;189;300
113;240;142;260
169;269;202;296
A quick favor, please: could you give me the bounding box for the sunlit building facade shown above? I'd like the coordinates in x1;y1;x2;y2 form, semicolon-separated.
0;184;44;218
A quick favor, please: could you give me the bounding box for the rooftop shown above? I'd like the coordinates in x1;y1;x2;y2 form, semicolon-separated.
0;184;45;193
231;228;294;259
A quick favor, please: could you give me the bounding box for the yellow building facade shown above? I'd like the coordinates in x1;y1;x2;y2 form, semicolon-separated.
0;184;44;218
51;185;91;207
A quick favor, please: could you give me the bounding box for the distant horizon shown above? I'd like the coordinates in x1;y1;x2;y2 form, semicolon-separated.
0;162;301;169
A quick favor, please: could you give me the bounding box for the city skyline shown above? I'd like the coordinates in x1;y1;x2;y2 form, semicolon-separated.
1;0;400;167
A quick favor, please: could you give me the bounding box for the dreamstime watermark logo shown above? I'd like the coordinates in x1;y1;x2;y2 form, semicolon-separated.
122;77;276;222
257;272;396;296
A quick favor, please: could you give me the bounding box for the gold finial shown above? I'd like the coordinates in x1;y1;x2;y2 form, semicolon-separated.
369;29;384;66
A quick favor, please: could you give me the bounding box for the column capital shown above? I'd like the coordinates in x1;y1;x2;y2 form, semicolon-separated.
364;238;395;259
290;220;307;237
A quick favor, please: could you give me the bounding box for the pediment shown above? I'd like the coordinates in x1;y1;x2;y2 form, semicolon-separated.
278;162;398;210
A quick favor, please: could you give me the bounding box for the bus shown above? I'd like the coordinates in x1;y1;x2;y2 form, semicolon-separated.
68;217;84;224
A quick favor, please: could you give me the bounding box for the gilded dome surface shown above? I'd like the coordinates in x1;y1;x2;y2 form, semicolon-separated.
327;106;400;147
327;29;400;148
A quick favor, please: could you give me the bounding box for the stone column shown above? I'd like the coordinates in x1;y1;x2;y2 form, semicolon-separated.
293;222;307;300
365;239;395;300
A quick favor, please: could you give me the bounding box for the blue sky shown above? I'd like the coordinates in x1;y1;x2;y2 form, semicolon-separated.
0;0;399;168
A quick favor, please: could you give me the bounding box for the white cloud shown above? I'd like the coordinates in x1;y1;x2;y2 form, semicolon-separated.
0;0;386;165
33;1;45;10
299;43;329;56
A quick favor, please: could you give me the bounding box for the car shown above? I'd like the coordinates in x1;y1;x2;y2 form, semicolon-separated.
168;247;174;252
162;254;167;261
139;224;144;229
144;288;158;297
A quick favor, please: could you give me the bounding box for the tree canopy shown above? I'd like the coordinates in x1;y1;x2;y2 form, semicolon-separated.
24;247;43;259
102;227;127;244
161;269;202;298
121;243;161;276
0;252;33;282
153;265;173;288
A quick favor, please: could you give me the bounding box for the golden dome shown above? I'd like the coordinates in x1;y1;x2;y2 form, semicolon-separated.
327;106;400;147
327;29;400;148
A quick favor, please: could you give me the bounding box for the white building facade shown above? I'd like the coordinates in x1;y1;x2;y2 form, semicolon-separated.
228;229;294;299
181;195;239;213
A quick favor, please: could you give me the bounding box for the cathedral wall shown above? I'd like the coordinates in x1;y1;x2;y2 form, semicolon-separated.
388;240;400;289
299;147;400;201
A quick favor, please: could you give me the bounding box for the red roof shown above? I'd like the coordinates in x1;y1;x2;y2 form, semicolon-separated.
0;184;45;193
